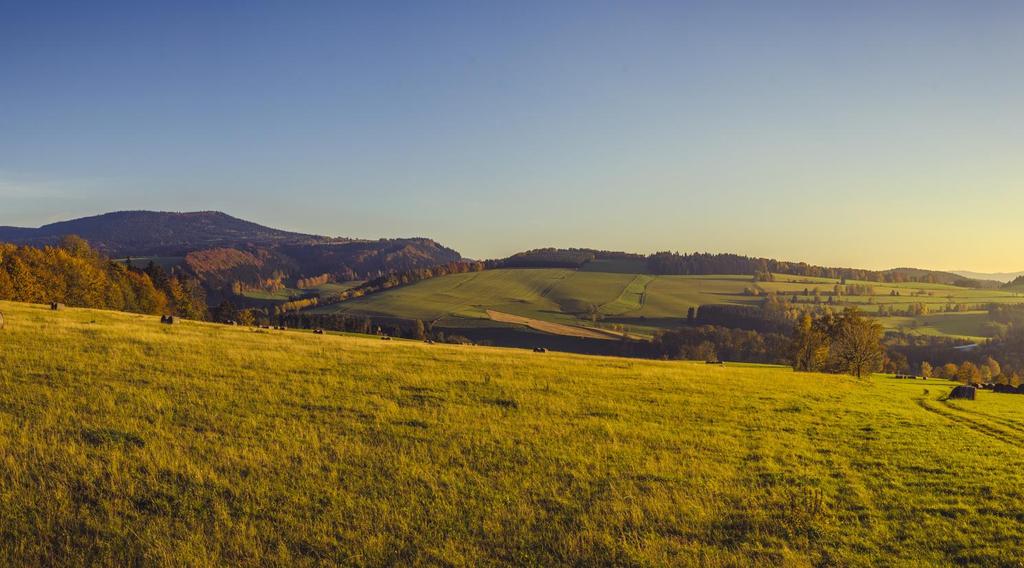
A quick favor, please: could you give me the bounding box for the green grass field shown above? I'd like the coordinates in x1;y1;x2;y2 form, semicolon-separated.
241;281;364;302
878;311;994;341
2;300;1024;565
311;268;1024;340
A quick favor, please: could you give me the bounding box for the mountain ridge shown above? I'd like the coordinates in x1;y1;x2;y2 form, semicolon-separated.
0;210;325;256
0;211;464;296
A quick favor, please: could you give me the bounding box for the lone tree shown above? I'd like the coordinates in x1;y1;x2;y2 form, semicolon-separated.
830;309;885;379
791;307;884;379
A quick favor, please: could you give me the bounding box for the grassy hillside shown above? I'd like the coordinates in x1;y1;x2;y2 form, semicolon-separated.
311;268;1024;340
2;301;1024;564
240;281;364;303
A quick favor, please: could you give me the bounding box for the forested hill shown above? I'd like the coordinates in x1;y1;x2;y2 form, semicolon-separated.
0;211;464;290
502;248;995;286
0;211;318;256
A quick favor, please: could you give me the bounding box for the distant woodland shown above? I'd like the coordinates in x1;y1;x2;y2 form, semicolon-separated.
0;237;207;319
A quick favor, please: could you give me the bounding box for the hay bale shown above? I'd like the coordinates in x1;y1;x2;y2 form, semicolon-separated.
313;329;324;335
50;302;64;311
948;385;976;400
993;384;1017;394
160;315;175;325
533;347;547;353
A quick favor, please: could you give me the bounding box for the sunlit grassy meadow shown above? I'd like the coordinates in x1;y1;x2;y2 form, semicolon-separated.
2;300;1024;565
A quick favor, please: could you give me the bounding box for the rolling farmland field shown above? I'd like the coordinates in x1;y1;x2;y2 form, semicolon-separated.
310;268;1024;341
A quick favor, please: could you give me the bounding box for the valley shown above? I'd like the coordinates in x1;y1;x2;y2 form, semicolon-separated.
310;266;1024;342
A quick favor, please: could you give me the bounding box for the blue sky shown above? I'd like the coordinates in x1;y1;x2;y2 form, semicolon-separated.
2;1;1023;270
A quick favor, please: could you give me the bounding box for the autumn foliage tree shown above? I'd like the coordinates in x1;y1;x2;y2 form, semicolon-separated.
0;236;206;319
830;310;885;378
791;308;884;378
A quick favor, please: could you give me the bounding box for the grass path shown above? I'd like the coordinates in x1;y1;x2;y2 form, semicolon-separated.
917;398;1024;446
917;393;1024;447
485;309;618;340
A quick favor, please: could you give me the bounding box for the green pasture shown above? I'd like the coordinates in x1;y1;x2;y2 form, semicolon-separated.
310;268;1024;340
241;281;364;302
1;301;1024;564
878;311;992;341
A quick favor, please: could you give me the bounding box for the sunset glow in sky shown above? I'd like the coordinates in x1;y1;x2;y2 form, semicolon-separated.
2;1;1023;271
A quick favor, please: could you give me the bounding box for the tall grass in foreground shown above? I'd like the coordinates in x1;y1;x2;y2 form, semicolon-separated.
0;300;1022;566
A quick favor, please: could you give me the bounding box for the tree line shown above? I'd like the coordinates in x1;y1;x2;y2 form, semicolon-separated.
881;304;1024;385
488;248;964;284
501;248;644;269
646;252;949;283
0;237;207;319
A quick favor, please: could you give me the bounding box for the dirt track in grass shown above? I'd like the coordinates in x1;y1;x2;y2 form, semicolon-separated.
485;309;620;340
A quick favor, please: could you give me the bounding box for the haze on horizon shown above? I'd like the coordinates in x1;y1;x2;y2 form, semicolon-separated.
2;1;1023;272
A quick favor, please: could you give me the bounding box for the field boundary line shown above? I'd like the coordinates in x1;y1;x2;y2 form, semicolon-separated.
599;274;646;315
448;271;483;290
638;275;654;310
537;270;572;300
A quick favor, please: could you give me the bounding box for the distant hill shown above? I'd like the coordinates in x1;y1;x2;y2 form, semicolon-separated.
0;211;463;295
0;210;318;256
881;268;1001;288
953;270;1024;284
501;249;995;287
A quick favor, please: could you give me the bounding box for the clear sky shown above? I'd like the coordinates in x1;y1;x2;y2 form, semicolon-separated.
2;1;1023;271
